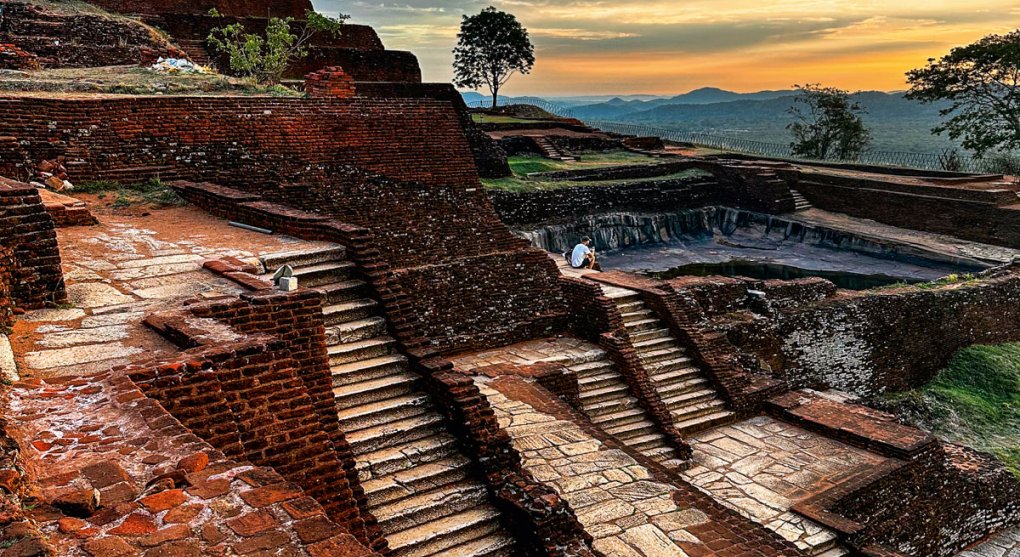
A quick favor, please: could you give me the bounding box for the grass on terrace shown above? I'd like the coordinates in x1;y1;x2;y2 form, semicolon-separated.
483;152;708;192
879;343;1020;477
471;113;549;125
0;66;301;96
75;179;185;208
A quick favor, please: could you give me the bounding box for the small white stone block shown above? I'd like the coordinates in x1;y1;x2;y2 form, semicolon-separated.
277;277;299;292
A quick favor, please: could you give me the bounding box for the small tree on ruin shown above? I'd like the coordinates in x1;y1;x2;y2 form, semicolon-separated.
906;30;1020;159
787;84;871;161
207;9;348;85
453;7;535;108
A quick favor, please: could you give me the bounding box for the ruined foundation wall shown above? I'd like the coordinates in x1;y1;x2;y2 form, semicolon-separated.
0;177;65;325
726;266;1020;396
87;0;311;17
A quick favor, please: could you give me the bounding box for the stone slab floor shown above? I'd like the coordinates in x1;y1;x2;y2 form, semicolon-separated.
10;207;332;379
681;417;887;554
960;526;1020;557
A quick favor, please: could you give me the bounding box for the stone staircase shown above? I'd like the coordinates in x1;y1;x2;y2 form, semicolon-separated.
565;349;687;469
261;248;517;557
603;287;735;436
790;189;812;212
175;39;212;66
533;137;576;161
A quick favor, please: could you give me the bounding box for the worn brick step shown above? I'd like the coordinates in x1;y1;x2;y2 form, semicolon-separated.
605;418;660;440
336;392;432;433
638;346;687;365
624;318;661;333
590;406;647;428
583;396;639;418
260;246;346;272
567;360;614;377
436;532;516;557
333;370;420;407
629;328;672;343
633;335;680;352
347;413;447;459
615;300;645;314
292;261;357;287
329;316;387;344
577;371;620;391
386;507;503;557
578;383;630;404
645;356;697;375
329;337;396;365
323;299;379;325
331;355;408;387
316;279;371;304
356;433;459;482
628;432;670;452
674;410;735;435
621;309;654;324
363;455;472;507
374;480;490;534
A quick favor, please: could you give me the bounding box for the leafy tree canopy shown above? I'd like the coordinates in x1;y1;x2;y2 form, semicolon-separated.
453;7;534;108
787;83;871;161
907;30;1020;158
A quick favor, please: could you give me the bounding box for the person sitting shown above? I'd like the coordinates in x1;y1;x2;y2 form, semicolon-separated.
570;237;602;271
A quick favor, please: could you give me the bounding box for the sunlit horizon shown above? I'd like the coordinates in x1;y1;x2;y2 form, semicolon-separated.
314;1;1020;96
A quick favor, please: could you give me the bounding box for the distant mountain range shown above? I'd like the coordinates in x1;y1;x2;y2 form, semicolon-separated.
461;87;959;154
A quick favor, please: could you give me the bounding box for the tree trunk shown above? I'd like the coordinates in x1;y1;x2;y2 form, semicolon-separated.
491;83;499;108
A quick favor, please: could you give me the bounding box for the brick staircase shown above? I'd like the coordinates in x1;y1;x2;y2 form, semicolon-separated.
565;349;687;469
261;248;517;557
790;189;812;212
603;287;735;436
532;137;576;161
174;39;212;66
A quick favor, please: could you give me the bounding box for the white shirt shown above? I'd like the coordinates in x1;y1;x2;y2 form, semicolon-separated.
571;244;592;267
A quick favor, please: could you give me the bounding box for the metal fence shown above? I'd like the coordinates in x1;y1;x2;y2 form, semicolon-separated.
466;98;988;174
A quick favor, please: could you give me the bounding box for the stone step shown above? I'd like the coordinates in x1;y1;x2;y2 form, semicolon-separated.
261;246;346;271
577;371;619;391
629;328;671;343
625;318;661;333
437;532;516;557
316;279;371;304
650;368;702;389
621;309;654;324
578;383;630;405
323;299;379;326
331;355;408;387
333;371;420;407
662;388;718;409
568;360;614;377
645;356;698;375
336;393;432;433
628;432;670;452
386;507;503;557
605;419;660;440
346;413;446;454
292;261;357;287
583;397;639;417
643;446;685;469
328;317;388;344
674;410;735;435
356;433;459;482
329;337;396;365
362;454;473;507
601;286;638;300
670;398;727;421
633;335;679;352
615;300;644;314
590;407;647;428
374;480;491;534
638;347;687;365
812;545;848;557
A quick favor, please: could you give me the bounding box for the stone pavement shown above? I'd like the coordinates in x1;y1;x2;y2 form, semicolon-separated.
10;207;332;379
682;416;887;554
959;526;1020;557
451;336;605;370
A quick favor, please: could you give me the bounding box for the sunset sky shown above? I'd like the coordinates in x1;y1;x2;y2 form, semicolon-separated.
313;1;1020;96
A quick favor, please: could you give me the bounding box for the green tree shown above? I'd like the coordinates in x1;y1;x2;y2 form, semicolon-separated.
453;7;535;108
787;84;871;161
207;10;347;85
906;30;1020;158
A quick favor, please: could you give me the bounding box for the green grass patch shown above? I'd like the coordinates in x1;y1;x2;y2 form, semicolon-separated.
77;179;185;208
484;169;709;193
471;114;546;124
879;343;1020;477
484;152;707;192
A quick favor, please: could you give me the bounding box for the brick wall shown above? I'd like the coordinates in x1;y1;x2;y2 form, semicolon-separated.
136;289;386;552
723;263;1020;396
88;0;311;17
0;176;65;324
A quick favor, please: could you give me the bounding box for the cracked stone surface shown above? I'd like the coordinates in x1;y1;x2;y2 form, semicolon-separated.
11;207;332;379
958;526;1020;557
682;416;886;552
478;380;707;556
